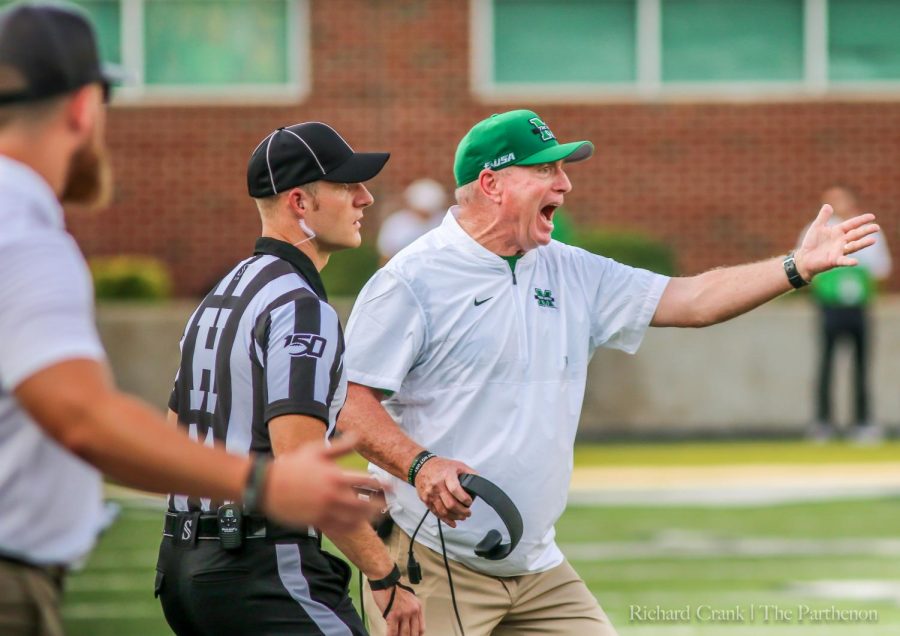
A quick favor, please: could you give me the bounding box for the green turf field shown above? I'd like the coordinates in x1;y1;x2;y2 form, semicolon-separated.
61;442;900;635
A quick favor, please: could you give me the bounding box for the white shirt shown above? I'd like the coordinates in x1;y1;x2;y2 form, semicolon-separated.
0;156;106;566
345;208;669;576
855;230;892;280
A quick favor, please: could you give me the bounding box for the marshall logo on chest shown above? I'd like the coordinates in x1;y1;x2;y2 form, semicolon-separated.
534;288;556;308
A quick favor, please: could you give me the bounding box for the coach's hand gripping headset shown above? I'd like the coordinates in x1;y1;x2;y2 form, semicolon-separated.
393;473;523;636
458;473;523;560
407;472;523;580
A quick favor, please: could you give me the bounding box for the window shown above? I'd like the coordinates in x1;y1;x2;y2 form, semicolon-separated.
828;0;900;82
0;0;120;63
75;0;122;64
474;0;900;99
493;0;636;84
662;0;803;82
0;0;309;103
143;1;291;87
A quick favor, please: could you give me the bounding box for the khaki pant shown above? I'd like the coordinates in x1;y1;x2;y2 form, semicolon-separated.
0;559;65;636
364;525;618;636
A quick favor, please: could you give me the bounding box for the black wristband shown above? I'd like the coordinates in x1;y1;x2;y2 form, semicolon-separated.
407;451;436;485
783;251;809;289
368;564;402;591
242;454;270;515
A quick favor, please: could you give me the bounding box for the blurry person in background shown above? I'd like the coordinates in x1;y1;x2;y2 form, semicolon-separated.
806;185;892;444
377;177;447;264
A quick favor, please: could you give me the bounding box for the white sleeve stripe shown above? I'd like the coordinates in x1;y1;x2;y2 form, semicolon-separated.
266;304;293;403
312;304;339;404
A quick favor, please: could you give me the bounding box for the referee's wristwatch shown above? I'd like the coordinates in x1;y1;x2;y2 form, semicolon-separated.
368;564;403;591
368;564;415;619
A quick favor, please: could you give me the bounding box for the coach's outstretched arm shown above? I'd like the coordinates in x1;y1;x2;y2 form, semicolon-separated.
651;205;879;328
340;383;475;527
15;359;379;534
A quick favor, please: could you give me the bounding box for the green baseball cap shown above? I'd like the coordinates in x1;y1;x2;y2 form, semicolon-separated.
453;109;594;187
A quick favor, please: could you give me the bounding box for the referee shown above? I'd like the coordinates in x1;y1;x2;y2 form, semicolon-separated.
156;123;423;636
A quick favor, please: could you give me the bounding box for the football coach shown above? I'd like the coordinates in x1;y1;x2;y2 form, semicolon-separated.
0;5;378;635
338;109;880;635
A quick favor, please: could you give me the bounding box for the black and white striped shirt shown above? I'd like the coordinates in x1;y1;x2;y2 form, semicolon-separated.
167;238;345;513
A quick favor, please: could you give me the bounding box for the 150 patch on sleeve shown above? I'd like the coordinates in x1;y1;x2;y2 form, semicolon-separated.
283;333;327;358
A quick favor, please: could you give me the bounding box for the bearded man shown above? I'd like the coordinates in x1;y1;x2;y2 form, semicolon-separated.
0;6;377;635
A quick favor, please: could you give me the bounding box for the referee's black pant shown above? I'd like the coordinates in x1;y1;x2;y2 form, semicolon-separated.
156;533;366;635
816;305;869;426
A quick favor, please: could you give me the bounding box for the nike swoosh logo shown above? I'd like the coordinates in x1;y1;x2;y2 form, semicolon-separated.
474;297;493;307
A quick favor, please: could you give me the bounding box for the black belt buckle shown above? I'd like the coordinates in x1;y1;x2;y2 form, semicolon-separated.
217;504;243;551
175;511;201;549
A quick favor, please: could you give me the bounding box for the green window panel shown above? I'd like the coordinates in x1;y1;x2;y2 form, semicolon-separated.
144;0;290;86
0;1;120;64
662;0;804;82
74;0;121;65
493;0;636;84
829;0;900;81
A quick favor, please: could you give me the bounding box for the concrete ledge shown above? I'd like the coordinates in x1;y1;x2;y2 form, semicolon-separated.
584;297;900;436
97;297;900;437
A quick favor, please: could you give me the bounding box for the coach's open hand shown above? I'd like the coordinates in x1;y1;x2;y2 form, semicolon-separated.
795;204;879;281
415;456;475;527
262;434;383;534
372;584;425;636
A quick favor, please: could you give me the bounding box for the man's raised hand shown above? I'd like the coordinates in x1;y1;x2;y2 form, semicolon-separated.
796;204;879;280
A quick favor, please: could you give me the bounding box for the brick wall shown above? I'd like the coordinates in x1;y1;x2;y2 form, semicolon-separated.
67;0;900;295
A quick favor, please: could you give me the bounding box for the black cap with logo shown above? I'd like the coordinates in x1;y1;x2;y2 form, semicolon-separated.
0;3;125;104
247;122;390;198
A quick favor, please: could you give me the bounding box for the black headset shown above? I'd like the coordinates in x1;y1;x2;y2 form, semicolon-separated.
396;473;524;636
458;473;523;560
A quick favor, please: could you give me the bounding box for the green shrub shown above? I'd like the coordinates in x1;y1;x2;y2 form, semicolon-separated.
89;256;173;301
572;229;678;276
321;243;380;297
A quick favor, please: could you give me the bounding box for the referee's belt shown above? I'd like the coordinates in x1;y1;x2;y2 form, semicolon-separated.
163;512;318;542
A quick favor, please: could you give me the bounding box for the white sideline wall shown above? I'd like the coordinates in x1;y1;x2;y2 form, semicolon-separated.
96;297;900;437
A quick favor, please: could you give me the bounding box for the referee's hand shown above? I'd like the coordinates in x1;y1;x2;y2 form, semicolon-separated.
373;584;424;636
414;457;475;527
262;434;384;534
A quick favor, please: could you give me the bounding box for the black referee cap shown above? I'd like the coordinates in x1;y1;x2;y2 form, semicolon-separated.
247;122;390;198
0;3;125;104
